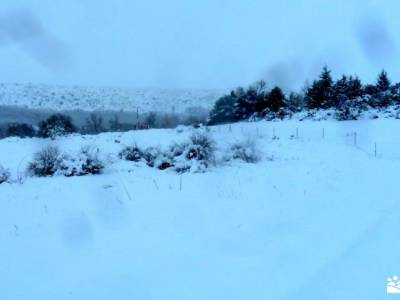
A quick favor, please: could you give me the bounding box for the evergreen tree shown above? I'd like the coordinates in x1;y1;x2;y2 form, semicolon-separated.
38;114;76;138
287;92;305;111
376;70;391;92
234;94;255;120
255;93;269;113
332;75;349;106
347;76;363;99
234;85;262;120
208;93;238;125
267;86;286;112
363;84;377;96
306;66;334;109
390;83;400;102
332;75;363;106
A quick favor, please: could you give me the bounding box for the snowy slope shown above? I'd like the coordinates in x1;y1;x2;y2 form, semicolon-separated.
0;83;225;113
0;120;400;299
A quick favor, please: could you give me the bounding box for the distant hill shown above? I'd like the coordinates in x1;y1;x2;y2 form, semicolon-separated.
0;83;226;113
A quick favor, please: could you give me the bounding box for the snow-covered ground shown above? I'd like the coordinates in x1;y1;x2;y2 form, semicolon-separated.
0;83;225;113
1;119;399;299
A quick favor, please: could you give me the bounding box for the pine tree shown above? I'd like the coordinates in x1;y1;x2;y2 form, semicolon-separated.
208;93;238;125
363;84;377;96
376;70;391;92
306;66;334;109
255;93;269;113
287;92;305;111
332;75;363;106
267;86;286;112
370;70;393;107
234;86;261;120
332;75;349;106
347;76;363;99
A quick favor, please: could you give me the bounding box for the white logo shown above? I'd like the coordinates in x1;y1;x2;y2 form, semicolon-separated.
387;276;400;294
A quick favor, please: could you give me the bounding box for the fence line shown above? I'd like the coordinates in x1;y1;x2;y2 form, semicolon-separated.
230;124;400;160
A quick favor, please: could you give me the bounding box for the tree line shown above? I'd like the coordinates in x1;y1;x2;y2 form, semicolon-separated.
208;67;400;124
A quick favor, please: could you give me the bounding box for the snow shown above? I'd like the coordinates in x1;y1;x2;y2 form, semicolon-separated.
0;83;225;113
0;119;400;299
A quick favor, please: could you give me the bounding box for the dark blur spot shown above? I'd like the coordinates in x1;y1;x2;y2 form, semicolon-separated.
0;9;70;70
355;15;395;64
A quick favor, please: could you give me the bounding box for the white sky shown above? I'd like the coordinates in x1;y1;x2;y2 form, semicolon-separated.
0;0;399;90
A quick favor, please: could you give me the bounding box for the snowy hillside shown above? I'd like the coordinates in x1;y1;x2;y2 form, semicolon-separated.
1;120;400;299
0;83;225;113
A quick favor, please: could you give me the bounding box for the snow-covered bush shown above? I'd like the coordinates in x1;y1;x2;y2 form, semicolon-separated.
28;145;104;177
58;146;104;176
226;139;261;163
0;165;10;184
187;132;215;161
38;114;76;139
170;132;216;173
368;91;393;108
27;146;63;177
119;145;143;162
119;144;174;170
335;97;370;121
264;107;292;121
142;147;173;170
117;132;216;173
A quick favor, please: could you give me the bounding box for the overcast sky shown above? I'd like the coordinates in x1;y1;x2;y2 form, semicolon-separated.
0;0;399;90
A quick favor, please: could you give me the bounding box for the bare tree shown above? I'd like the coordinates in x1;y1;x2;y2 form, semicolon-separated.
252;80;267;95
109;114;122;132
85;113;104;134
145;112;157;128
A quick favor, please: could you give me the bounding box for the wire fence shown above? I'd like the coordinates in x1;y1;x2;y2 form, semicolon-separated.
219;122;400;161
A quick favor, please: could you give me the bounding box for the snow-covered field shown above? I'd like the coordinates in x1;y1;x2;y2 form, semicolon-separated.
0;83;225;113
1;119;400;299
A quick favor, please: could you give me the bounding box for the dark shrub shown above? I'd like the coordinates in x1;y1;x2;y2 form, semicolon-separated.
28;146;104;177
158;161;173;170
38;114;76;138
60;146;104;176
142;147;158;166
119;145;143;162
185;132;215;162
142;147;173;170
120;145;174;170
335;97;370;120
264;107;292;121
170;132;216;173
0;165;10;184
79;149;104;175
84;113;104;134
6;123;35;138
27;146;62;177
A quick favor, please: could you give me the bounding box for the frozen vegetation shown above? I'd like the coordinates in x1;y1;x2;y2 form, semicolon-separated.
0;119;399;299
0;83;225;113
